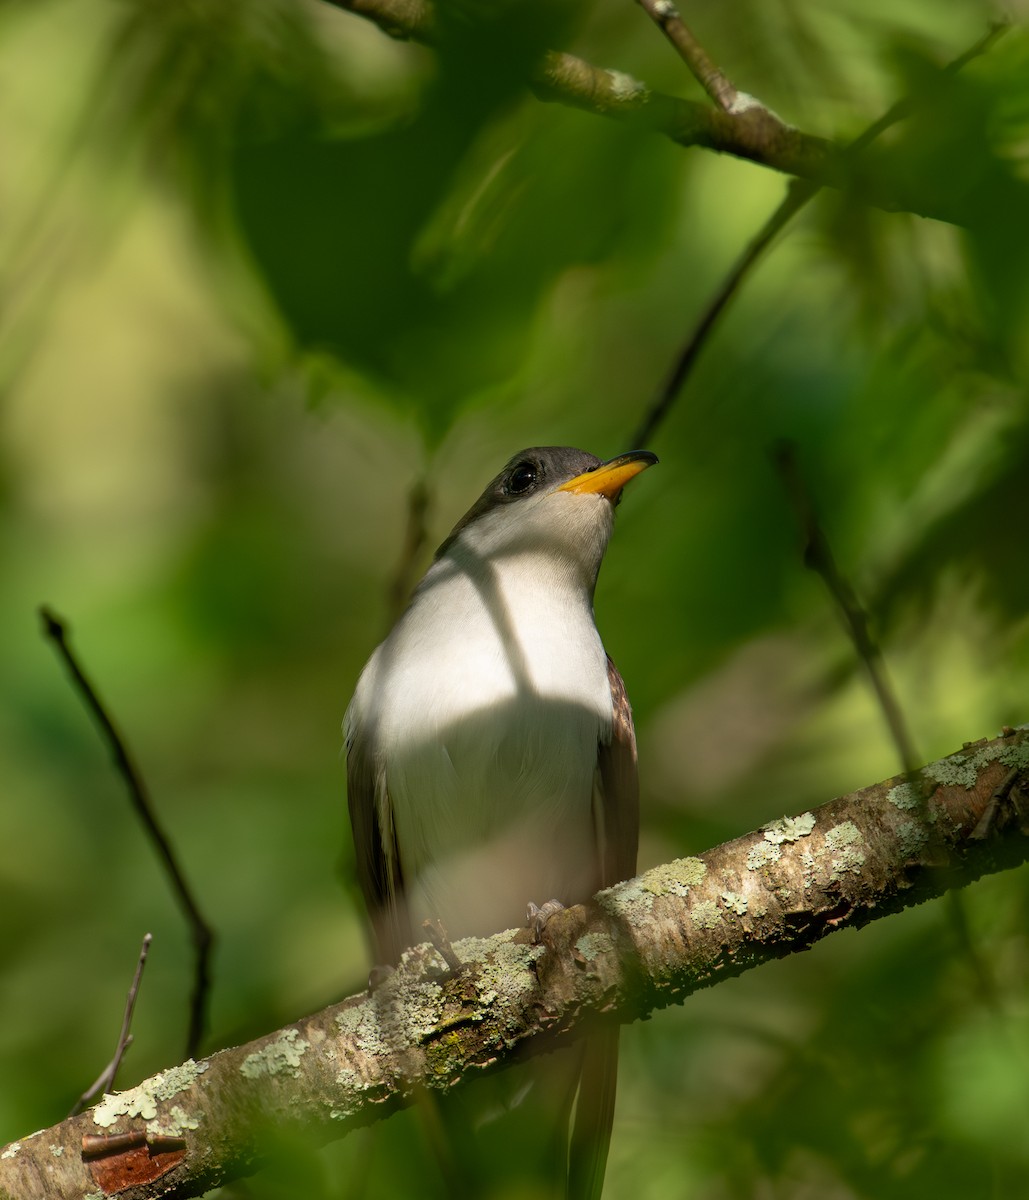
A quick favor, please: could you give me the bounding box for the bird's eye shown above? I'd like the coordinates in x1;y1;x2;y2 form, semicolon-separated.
507;461;538;494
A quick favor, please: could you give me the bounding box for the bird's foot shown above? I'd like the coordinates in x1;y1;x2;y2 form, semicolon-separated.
527;899;565;943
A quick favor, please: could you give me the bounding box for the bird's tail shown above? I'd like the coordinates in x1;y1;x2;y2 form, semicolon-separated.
568;1025;620;1200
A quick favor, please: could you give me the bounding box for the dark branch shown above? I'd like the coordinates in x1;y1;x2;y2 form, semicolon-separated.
627;20;1008;450
4;726;1028;1199
38;607;214;1059
325;0;1003;224
773;443;921;781
627;177;813;450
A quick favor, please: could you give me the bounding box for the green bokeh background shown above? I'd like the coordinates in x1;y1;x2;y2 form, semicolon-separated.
2;0;1028;1196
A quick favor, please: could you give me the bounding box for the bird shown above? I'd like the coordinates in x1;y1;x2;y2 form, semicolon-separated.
344;445;657;1200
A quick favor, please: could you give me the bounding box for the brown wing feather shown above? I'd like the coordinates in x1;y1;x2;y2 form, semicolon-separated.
570;656;640;1200
596;654;640;886
345;720;411;964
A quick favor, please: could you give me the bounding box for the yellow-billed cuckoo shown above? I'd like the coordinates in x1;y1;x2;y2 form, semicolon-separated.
344;446;656;1200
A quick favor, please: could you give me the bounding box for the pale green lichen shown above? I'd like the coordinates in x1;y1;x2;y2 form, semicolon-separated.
720;891;748;916
896;818;929;857
147;1104;201;1139
691;900;722;930
241;1029;308;1080
728;91;765;115
575;931;614;961
332;933;536;1064
923;738;1029;790
468;936;545;1013
641;857;707;897
999;740;1029;771
801;849;817;890
825;822;862;850
50;1145;63;1157
926;755;978;789
597;877;654;922
1;1144;19;1160
762;813;816;844
92;1061;208;1129
606;69;648;102
335;1066;362;1093
824;822;866;881
346;969;447;1056
335;1000;380;1052
746;840;782;871
330;1063;376;1117
887;781;921;811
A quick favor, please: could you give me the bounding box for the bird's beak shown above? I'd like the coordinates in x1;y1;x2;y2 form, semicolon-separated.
557;450;658;499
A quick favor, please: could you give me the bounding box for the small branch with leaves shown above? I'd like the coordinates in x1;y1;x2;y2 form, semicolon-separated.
3;726;1027;1200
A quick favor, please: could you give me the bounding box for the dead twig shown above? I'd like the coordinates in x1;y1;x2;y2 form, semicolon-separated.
70;933;153;1115
39;607;213;1058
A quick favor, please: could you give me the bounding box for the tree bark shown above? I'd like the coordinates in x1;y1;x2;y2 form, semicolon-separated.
3;727;1028;1200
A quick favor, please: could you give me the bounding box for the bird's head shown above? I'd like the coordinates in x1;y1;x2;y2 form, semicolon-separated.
436;446;657;586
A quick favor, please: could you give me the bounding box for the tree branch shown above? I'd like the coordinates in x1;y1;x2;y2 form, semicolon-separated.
39;608;214;1060
69;934;154;1117
3;727;1028;1199
636;0;752;115
626;19;1006;448
324;0;1001;224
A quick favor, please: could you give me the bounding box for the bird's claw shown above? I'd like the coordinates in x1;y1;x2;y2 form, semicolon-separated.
527;898;565;942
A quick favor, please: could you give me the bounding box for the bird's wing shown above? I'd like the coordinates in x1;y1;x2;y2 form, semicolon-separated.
570;655;640;1200
596;654;640;887
345;710;411;965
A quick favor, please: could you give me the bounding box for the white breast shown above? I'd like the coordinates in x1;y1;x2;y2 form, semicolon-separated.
348;548;613;938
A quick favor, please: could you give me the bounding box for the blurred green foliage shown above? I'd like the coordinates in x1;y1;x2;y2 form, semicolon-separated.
2;0;1028;1196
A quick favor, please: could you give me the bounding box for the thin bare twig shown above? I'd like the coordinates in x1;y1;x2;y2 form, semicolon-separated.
39;608;213;1058
636;0;745;114
387;478;431;627
773;443;920;781
70;932;153;1115
628;177;814;450
627;20;1008;451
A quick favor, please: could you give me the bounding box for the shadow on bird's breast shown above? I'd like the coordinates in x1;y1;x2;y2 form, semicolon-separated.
391;692;606;941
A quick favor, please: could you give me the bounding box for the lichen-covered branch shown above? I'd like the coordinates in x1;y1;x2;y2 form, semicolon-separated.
323;0;995;224
3;728;1028;1200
